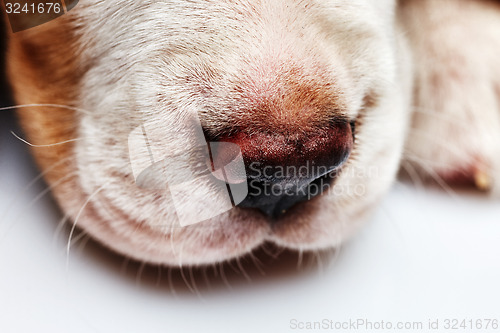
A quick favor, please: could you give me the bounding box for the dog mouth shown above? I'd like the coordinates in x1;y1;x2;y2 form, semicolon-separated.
85;120;356;265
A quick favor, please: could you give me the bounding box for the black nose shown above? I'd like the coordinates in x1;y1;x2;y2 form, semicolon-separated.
238;167;338;218
209;121;354;218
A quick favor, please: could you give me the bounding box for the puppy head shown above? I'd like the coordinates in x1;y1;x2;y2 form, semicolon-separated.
7;0;410;266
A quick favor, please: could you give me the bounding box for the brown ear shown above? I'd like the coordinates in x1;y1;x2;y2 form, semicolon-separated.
6;8;81;189
2;0;79;33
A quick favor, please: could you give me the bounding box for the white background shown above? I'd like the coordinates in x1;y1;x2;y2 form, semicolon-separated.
1;112;500;333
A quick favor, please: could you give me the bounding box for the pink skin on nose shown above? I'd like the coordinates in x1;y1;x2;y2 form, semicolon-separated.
204;51;351;186
209;123;354;183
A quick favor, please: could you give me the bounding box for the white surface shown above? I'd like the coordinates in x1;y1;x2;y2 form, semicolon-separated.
1;116;500;333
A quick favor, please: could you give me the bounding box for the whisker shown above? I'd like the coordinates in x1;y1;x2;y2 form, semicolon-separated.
189;266;205;301
409;107;500;157
329;243;341;269
236;257;252;283
27;172;77;208
136;262;146;286
169;224;178;256
226;259;240;275
167;267;178;298
201;265;212;290
120;258;131;276
404;154;463;172
261;243;282;260
52;214;71;247
0;103;93;115
179;266;197;294
404;153;489;182
0;156;73;230
296;249;304;270
11;131;86;148
219;261;232;291
332;214;345;269
313;250;324;275
399;160;425;189
71;230;91;250
155;266;163;288
305;249;315;269
211;262;219;278
404;128;473;163
66;182;109;269
248;251;265;276
410;160;461;200
1;170;78;242
74;232;92;255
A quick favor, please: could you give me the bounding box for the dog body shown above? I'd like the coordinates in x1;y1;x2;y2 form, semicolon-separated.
4;0;499;266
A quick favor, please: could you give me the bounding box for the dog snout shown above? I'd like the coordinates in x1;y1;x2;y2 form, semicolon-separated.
208;120;354;218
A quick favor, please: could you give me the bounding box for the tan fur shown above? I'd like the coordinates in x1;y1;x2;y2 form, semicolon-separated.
7;16;79;210
5;0;499;266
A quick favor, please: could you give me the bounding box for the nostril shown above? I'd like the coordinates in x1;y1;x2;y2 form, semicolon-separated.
210;119;354;218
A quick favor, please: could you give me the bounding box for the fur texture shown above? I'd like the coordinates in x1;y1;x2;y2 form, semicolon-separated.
401;0;500;192
4;0;499;266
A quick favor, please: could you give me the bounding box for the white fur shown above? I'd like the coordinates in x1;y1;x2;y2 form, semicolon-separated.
52;0;499;266
401;0;500;193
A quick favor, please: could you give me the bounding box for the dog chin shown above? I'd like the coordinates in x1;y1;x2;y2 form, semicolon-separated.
74;163;385;266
